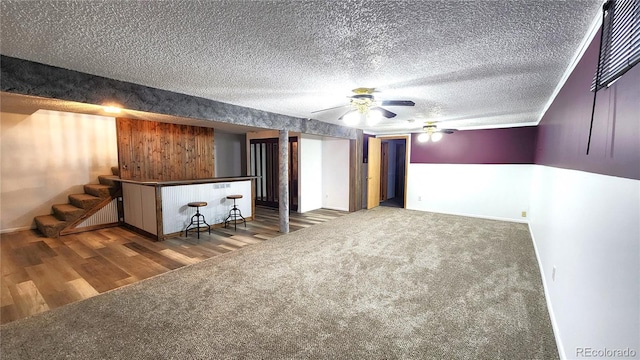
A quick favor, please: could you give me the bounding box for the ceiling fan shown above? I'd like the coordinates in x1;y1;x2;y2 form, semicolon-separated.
417;122;457;142
311;88;415;126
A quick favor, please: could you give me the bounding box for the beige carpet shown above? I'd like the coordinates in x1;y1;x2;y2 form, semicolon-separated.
0;207;558;359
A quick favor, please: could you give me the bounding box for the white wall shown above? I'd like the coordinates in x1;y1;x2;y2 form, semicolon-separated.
406;164;532;222
214;131;246;177
122;183;157;235
161;180;252;234
404;161;640;358
299;136;323;213
1;110;118;232
529;166;640;359
246;132;350;213
322;138;350;211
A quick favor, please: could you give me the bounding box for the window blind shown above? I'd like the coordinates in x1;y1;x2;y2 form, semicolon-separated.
591;0;640;91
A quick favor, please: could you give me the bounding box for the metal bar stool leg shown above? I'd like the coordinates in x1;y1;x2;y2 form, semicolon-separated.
184;202;210;239
224;195;246;231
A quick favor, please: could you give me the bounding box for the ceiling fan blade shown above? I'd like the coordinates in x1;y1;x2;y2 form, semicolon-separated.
311;104;351;114
379;100;415;107
371;107;397;119
440;129;457;134
338;109;356;120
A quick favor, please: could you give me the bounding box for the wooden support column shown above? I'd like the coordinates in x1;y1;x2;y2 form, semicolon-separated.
349;129;364;212
278;129;290;233
155;185;164;241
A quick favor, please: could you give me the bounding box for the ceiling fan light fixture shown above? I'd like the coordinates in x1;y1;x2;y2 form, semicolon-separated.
343;111;361;126
417;132;430;143
431;132;443;142
312;88;415;125
366;109;383;126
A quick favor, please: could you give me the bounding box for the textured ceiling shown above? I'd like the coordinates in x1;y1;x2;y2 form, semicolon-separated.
0;0;602;134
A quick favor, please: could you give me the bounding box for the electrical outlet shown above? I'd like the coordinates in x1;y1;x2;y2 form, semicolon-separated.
521;211;527;217
552;266;556;281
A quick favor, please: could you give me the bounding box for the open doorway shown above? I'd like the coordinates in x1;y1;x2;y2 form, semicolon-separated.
379;138;407;208
249;137;298;211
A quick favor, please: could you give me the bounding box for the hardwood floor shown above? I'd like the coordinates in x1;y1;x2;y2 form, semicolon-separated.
0;206;346;325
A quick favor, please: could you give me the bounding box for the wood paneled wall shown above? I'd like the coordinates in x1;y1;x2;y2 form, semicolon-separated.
116;118;214;181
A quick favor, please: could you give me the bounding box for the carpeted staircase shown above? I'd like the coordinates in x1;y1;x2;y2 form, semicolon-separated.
34;167;121;238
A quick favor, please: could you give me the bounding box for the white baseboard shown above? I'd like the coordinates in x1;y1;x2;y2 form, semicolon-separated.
323;206;349;212
528;223;565;360
407;207;529;224
0;225;35;234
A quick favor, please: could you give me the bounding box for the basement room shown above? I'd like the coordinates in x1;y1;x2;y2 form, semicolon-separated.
1;1;638;359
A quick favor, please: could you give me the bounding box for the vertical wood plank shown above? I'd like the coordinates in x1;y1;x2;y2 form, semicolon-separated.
115;118;215;181
210;127;215;178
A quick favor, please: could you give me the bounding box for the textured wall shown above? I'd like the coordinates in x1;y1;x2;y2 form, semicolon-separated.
535;30;640;180
1;55;357;140
278;130;290;233
410;127;537;164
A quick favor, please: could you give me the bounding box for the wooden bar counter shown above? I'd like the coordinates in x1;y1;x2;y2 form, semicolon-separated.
115;176;257;241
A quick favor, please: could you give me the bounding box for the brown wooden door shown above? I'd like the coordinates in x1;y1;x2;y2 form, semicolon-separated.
367;137;381;209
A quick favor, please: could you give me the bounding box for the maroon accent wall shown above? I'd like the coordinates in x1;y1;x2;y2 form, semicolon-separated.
536;31;640;180
410;126;537;164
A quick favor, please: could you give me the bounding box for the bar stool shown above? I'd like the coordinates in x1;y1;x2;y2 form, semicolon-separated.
184;201;210;239
224;195;246;231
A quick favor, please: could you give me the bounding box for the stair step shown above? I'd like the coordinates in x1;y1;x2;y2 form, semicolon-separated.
52;204;85;222
69;193;102;210
34;215;67;238
111;166;120;176
98;175;120;187
84;184;114;198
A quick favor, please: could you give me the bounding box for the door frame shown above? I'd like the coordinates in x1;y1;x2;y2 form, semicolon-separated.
376;135;409;208
366;137;382;209
249;136;299;211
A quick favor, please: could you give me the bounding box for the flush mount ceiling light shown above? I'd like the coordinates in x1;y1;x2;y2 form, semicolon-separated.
103;105;121;113
417;132;430;142
417;123;457;142
431;132;444;142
